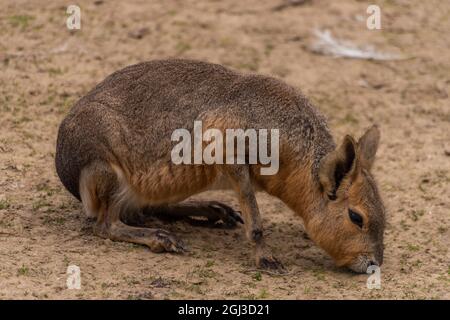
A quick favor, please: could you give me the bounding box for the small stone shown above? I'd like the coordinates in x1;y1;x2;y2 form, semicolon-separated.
128;27;150;40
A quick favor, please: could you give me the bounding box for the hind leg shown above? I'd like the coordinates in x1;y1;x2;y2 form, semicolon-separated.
94;219;185;253
140;201;243;228
80;162;185;253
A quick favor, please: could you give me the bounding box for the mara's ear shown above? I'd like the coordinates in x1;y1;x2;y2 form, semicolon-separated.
357;125;380;170
319;135;358;200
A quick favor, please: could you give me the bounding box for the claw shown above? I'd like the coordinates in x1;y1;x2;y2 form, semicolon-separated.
208;202;244;228
230;211;244;224
155;230;187;253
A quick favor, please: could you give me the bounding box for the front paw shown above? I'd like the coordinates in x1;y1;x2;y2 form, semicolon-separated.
207;201;244;228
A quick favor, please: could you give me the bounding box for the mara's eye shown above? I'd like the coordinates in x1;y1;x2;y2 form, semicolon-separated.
349;209;363;228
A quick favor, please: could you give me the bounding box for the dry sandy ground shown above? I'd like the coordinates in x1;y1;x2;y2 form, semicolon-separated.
0;0;449;299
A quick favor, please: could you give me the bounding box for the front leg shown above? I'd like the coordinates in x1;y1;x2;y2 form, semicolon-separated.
222;165;284;271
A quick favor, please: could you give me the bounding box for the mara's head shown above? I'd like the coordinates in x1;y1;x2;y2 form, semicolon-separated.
308;125;385;273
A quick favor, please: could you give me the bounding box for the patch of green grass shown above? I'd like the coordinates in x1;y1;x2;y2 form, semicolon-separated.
60;96;75;113
257;288;269;299
0;95;12;112
237;60;259;72
253;271;262;282
412;259;422;267
264;43;274;56
167;9;177;16
312;268;326;281
408;209;425;222
124;276;141;286
9;15;34;29
407;244;420;252
127;243;142;251
175;41;191;54
340;113;359;124
40;92;56;106
17;265;29;276
219;37;236;48
400;219;410;231
205;260;215;268
12;116;32;125
47;67;64;76
0;199;11;210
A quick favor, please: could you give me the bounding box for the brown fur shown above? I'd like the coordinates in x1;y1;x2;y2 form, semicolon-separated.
55;59;385;272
